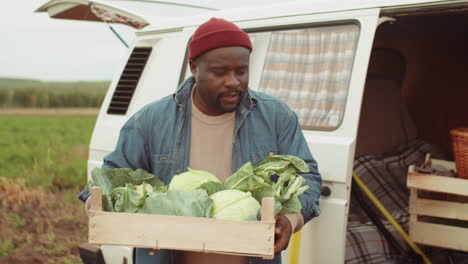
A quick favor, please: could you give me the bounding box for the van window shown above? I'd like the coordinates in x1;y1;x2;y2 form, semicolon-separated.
255;24;359;131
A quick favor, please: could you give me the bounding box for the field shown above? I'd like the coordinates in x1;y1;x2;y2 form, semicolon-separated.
0;114;96;263
0;78;108;108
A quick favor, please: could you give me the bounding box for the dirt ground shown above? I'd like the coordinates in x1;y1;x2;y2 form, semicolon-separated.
0;108;99;116
0;108;96;263
0;178;87;264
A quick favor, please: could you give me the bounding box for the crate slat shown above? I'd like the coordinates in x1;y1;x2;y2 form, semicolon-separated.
407;173;468;196
410;218;468;252
89;187;102;211
432;159;457;171
88;187;275;259
409;189;468;221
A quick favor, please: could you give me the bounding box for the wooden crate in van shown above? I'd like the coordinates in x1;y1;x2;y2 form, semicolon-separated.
87;187;275;259
407;157;468;252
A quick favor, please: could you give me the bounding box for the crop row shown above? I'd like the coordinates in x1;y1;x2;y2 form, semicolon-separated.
0;88;106;108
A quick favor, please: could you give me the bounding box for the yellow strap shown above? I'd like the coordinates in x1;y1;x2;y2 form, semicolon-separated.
352;172;432;264
288;230;302;264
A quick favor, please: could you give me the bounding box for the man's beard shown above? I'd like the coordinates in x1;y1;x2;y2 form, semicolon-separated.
215;89;245;113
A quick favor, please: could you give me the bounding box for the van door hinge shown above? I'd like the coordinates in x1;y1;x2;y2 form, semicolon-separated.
378;16;397;26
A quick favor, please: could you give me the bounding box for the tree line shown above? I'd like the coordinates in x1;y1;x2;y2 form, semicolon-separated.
0;78;109;108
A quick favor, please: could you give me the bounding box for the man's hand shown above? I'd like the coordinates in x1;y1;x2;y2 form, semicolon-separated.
274;215;292;254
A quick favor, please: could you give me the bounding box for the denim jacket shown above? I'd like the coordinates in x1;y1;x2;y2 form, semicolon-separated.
81;77;321;264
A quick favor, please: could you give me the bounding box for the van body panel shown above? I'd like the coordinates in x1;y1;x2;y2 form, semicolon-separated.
139;0;459;33
305;135;355;184
88;32;191;175
298;198;348;263
100;245;133;264
129;34;191;112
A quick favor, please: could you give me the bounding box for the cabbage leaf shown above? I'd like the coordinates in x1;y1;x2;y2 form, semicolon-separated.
198;181;226;196
220;155;311;216
224;162;268;191
112;184;147;213
210;190;261;221
169;167;220;192
139;189;213;217
89;167;166;212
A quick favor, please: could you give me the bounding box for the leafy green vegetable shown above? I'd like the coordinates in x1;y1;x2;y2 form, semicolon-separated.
139;189;213;217
210;190;261;221
198;181;226;196
111;184;147;213
253;159;290;180
135;182;154;195
130;169;166;190
278;195;302;215
89;168;166;212
254;155;310;173
250;186;273;203
224;162;268;191
169;167;220;192
220;155;311;216
89;168;117;212
89;154;311;221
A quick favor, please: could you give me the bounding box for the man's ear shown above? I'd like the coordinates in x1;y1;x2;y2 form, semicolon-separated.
189;60;197;78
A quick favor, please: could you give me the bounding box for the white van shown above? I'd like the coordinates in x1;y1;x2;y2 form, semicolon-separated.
38;0;468;263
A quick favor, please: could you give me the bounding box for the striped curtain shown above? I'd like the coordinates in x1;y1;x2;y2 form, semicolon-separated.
258;24;359;130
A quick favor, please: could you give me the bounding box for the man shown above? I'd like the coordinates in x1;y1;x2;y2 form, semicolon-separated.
82;17;321;264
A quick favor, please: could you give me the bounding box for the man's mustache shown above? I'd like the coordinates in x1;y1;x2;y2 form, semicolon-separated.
219;89;244;97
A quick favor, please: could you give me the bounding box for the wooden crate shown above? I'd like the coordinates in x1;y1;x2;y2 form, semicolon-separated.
407;157;468;252
87;187;275;259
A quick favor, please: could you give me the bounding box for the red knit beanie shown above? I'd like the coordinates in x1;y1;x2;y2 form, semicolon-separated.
189;18;253;60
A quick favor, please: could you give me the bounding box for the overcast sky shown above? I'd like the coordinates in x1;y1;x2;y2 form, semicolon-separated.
0;1;136;81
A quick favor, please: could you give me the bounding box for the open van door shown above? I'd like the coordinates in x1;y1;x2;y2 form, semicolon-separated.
282;9;379;264
238;8;381;263
35;0;150;29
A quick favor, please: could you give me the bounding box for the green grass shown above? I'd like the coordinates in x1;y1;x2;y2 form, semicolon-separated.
38;232;67;256
62;256;83;264
6;212;26;229
0;240;15;260
0;115;96;191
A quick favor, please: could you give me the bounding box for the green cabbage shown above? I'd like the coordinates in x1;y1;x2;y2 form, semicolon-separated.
210;190;260;221
169;168;220;192
139;189;213;217
111;184;147;213
89;167;166;212
222;155;311;216
135;182;153;196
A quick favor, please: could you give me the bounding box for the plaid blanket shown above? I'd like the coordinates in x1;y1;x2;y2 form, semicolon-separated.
346;139;448;264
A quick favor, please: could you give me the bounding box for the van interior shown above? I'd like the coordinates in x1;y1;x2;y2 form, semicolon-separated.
349;8;468;263
358;8;468;157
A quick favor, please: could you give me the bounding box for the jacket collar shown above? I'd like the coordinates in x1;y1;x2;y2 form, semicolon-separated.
173;77;194;106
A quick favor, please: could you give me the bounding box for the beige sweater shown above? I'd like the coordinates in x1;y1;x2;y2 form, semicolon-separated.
179;92;303;263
